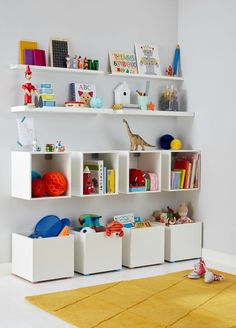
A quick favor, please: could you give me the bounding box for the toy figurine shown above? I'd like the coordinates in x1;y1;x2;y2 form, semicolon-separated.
166;65;174;76
32;138;41;152
177;202;193;224
123;119;156;151
55;141;65;152
22;65;39;106
72;55;77;69
83;166;94;195
83;57;88;69
147;102;155;111
77;56;83;69
65;55;71;68
45;144;55;152
105;221;124;237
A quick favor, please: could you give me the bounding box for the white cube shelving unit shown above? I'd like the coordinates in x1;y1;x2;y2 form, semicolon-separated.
165;222;202;262
11;151;71;200
71;230;122;275
119;150;161;194
122;224;165;268
12;233;74;282
71;151;119;197
162;150;201;191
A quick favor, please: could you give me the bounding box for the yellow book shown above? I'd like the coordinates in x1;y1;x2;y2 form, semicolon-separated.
107;169;115;193
174;169;186;189
19;40;37;64
40;94;55;100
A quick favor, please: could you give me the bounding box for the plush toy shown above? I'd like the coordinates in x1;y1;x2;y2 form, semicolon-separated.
106;221;124;237
43;171;68;196
159;134;174;150
177;202;193;224
129;168;145;187
79;214;104;232
170;138;182;150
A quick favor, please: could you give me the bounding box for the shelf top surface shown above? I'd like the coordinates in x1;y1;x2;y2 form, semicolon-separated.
11;106;194;117
108;72;183;81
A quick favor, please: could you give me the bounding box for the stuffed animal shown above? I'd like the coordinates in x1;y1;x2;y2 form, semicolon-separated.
129;168;145;187
106;221;124;237
177;202;193;224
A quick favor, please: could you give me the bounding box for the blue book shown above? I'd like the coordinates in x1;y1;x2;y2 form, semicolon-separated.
103;167;107;194
173;171;181;189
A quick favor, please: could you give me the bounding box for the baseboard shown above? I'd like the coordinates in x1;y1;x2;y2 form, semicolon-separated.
0;262;11;276
202;248;236;268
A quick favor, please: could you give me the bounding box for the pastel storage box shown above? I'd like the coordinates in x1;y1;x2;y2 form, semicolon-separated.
165;222;202;262
72;230;122;275
122;224;165;268
12;233;74;282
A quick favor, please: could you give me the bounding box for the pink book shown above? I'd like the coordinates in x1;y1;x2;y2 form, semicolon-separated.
33;49;46;66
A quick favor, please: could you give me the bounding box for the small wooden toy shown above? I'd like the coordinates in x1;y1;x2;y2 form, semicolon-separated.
123;119;156;151
83;166;94;195
45;144;55;152
32;138;41;152
105;221;124;237
65;55;71;68
147;102;155;111
88;59;93;70
173;44;180;76
93;60;99;70
77;56;83;69
134;220;152;228
166;65;174;76
55;141;65;152
83;57;88;69
112;104;123;110
114;82;130;105
22;65;39;106
72;55;77;69
177;202;193;224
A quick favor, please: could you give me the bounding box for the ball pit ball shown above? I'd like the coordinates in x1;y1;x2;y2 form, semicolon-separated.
171;138;182;150
32;179;46;197
43;171;68;196
159;134;174;150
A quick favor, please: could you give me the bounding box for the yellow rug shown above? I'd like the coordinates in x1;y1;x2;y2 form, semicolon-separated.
26;270;236;328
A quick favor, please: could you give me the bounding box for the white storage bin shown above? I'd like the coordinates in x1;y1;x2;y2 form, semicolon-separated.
122;224;165;268
12;233;74;282
165;222;202;262
71;230;122;275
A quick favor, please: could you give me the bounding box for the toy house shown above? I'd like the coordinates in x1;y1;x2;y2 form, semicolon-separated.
114;81;131;105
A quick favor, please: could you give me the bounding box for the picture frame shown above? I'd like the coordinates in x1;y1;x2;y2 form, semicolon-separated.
109;51;138;74
49;38;70;68
135;43;161;75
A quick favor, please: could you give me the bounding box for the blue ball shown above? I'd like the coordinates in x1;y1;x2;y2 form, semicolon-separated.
159;134;174;150
32;170;41;180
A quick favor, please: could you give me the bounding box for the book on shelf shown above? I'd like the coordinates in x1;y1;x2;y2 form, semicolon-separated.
171;171;181;189
84;160;103;194
103;167;107;194
107;169;115;193
174;158;191;189
194;153;200;188
189;155;198;189
173;169;186;189
70;83;96;106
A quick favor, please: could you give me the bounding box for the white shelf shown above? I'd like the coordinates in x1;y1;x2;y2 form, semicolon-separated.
11;106;194;117
10;64;104;75
108;72;184;81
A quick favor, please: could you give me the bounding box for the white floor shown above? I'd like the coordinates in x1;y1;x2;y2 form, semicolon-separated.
0;260;236;328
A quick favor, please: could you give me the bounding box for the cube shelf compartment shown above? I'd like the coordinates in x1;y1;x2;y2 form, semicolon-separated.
11;151;71;200
12;232;74;282
161;150;201;191
119;151;161;194
71;151;119;197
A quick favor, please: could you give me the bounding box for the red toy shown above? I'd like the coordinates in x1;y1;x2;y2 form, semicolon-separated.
129;168;145;187
32;179;46;197
166;65;174;76
83;166;94;195
22;65;39;105
83;57;88;69
43;171;68;196
105;221;124;237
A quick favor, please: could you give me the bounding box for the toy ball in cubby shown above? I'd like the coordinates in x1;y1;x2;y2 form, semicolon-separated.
159;134;174;150
171;138;182;150
43;171;68;196
32;179;46;197
32;170;41;180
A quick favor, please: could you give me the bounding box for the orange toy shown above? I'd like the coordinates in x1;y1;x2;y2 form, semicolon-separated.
32;179;46;197
43;171;68;196
58;226;69;237
106;221;124;237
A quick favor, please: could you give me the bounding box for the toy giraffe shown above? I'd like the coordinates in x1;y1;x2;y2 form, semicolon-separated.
123;119;156;151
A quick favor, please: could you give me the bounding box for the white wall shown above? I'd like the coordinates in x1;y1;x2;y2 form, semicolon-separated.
178;0;236;256
0;0;180;263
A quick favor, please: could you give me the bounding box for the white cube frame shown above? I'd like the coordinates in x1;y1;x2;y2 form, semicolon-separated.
71;230;122;275
119;150;162;194
122;224;165;268
161;150;201;191
11;151;71;200
165;222;202;262
71;151;119;197
12;233;74;282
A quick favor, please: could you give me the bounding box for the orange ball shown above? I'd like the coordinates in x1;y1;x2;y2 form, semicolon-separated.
43;172;68;196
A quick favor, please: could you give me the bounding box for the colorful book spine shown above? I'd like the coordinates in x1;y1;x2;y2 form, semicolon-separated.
33;49;46;66
190;158;197;189
173;171;181;189
103;167;107;194
174;169;186;189
184;162;192;189
194;154;200;188
84;160;104;194
107;169;115;193
42;100;56;107
24;49;34;65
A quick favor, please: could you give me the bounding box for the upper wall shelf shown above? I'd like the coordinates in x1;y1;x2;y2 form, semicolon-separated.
10;64;183;81
108;72;183;81
10;64;105;75
11;106;194;117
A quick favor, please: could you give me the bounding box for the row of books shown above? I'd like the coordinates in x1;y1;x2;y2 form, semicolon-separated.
84;160;115;194
171;154;200;190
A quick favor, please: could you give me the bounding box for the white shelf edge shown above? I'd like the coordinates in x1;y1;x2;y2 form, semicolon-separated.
75;193;119;198
163;188;200;192
123;190;161;195
10;64;104;75
107;72;184;81
11;106;194;117
12;195;72;201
